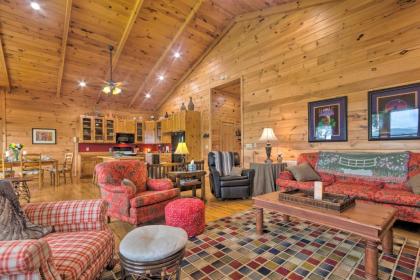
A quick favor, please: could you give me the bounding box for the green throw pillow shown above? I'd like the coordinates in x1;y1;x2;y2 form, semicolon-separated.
406;174;420;194
287;163;321;182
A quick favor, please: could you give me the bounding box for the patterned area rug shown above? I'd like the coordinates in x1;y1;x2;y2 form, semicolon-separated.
101;209;420;280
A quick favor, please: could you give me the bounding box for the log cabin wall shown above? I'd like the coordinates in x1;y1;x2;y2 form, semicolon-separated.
159;0;420;166
0;88;151;162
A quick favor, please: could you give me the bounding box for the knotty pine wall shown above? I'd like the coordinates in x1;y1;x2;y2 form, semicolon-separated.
159;0;420;166
0;88;151;164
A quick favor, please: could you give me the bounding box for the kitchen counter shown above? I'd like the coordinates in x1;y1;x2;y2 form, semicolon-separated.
97;155;146;162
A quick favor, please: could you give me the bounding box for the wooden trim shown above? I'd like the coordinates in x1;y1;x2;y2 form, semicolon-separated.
1;89;6;151
0;37;11;92
56;0;72;97
129;0;204;108
234;0;337;23
96;0;145;104
157;20;236;110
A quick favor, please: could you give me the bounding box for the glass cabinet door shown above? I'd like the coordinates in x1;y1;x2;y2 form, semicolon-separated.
82;117;93;142
106;119;115;142
136;122;143;143
94;118;104;141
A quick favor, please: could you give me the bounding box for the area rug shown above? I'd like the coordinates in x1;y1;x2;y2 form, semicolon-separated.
101;209;420;280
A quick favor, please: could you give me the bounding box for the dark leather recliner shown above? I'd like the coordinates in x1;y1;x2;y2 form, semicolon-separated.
208;152;255;199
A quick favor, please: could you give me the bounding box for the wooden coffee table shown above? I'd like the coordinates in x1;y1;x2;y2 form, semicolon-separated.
254;192;397;280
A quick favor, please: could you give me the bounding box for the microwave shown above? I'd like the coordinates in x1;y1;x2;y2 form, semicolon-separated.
116;133;135;144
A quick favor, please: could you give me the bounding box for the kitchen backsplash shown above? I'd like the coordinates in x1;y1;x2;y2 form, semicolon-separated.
78;143;171;153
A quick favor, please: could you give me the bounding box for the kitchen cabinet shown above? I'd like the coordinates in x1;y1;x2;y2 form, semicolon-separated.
135;122;144;143
79;153;103;178
116;118;136;133
93;117;104;142
144;121;156;144
80;116;93;142
105;119;115;143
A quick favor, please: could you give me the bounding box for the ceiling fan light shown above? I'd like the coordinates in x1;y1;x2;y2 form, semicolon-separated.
102;85;111;94
112;87;122;95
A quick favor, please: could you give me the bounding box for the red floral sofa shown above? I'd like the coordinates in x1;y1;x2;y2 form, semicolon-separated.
276;152;420;224
96;160;179;225
0;200;114;280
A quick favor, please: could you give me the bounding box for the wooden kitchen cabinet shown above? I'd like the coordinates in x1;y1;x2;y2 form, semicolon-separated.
135;121;144;143
105;118;115;143
80;116;94;143
116;118;136;133
93;117;104;142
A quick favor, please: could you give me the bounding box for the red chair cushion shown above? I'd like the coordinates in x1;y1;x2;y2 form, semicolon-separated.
147;178;173;191
165;198;205;238
130;189;179;208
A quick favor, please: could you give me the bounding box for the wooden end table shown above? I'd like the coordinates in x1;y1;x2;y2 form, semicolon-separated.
168;170;206;202
254;192;397;280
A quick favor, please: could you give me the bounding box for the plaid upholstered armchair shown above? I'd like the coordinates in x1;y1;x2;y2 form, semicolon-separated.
0;199;114;280
95;160;179;225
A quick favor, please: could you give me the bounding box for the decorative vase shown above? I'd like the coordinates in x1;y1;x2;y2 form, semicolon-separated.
164;112;169;118
180;102;186;111
188;97;194;111
13;150;19;161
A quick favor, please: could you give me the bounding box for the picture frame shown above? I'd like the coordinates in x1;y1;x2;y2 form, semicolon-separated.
32;128;56;144
368;83;420;141
308;96;348;142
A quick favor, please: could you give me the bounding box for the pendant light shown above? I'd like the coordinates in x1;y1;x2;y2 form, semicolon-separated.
102;45;122;95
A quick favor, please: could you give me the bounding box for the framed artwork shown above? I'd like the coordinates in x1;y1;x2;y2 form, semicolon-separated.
308;96;348;142
32;128;56;144
368;83;420;141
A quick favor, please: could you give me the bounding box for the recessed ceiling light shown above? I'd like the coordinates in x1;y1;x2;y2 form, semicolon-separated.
79;81;87;88
173;52;181;58
145;93;151;98
158;74;165;81
30;1;41;10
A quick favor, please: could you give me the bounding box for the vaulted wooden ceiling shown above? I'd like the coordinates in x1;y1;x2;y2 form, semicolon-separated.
0;0;299;110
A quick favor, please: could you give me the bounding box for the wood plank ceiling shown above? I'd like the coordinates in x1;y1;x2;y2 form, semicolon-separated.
0;0;294;110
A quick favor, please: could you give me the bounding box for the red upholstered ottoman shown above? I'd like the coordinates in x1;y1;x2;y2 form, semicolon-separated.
165;198;205;238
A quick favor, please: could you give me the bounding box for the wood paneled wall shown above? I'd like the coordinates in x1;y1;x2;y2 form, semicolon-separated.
211;88;241;153
159;0;420;165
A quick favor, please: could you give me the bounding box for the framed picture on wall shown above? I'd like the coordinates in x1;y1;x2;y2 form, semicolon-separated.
308;96;348;142
368;83;420;141
32;128;56;144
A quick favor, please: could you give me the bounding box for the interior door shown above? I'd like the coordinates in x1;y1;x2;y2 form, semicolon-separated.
220;121;237;152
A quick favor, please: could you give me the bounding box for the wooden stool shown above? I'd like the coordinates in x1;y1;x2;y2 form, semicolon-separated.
119;225;187;280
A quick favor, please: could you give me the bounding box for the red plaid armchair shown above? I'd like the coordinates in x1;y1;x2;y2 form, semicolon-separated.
95;160;180;225
0;199;114;280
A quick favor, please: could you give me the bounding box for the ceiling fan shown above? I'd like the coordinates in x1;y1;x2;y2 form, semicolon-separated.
102;45;123;95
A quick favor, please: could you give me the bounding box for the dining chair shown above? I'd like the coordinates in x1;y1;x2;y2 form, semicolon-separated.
147;162;184;179
0;151;15;179
50;152;74;185
20;153;44;189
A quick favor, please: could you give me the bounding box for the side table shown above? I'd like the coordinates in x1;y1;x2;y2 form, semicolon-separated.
250;162;287;196
168;170;207;202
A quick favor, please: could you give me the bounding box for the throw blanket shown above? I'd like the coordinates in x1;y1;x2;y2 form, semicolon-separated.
0;180;52;240
316;152;409;183
212;151;234;176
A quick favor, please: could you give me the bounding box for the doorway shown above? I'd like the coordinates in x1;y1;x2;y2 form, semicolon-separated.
210;79;242;155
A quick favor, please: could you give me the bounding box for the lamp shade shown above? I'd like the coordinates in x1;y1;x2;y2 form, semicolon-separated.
259;128;278;142
175;142;189;155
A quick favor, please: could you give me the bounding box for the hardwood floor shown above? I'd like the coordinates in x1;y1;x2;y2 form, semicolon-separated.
27;178;419;247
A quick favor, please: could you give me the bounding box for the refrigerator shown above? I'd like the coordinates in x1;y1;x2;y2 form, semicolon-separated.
171;131;185;163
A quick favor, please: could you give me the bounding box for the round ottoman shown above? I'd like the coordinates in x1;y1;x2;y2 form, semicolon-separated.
165;198;205;238
119;225;188;279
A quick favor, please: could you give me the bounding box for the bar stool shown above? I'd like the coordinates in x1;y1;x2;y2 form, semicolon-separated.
119;225;188;280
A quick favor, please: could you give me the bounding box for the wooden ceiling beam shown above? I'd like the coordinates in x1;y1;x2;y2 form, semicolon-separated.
56;0;72;97
234;0;337;23
0;37;11;93
96;0;145;104
157;20;235;110
128;0;204;108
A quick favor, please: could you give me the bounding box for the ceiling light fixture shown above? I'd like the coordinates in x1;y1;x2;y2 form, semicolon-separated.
158;74;165;81
102;45;122;96
173;52;181;58
30;1;41;10
79;81;87;88
145;93;151;98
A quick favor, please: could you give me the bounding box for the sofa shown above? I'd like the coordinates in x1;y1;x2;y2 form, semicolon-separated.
96;160;180;225
208;151;255;199
0;199;114;280
276;152;420;224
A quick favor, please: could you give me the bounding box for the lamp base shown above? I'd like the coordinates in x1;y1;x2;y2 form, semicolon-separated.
265;143;272;163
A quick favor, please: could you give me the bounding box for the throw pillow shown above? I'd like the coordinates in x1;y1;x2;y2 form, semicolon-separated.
0;181;52;241
122;178;137;193
229;167;243;176
406;175;420;194
147;178;173;191
287;163;321;182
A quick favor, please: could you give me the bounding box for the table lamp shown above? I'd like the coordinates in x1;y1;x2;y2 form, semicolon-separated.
175;142;189;167
259;127;278;163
